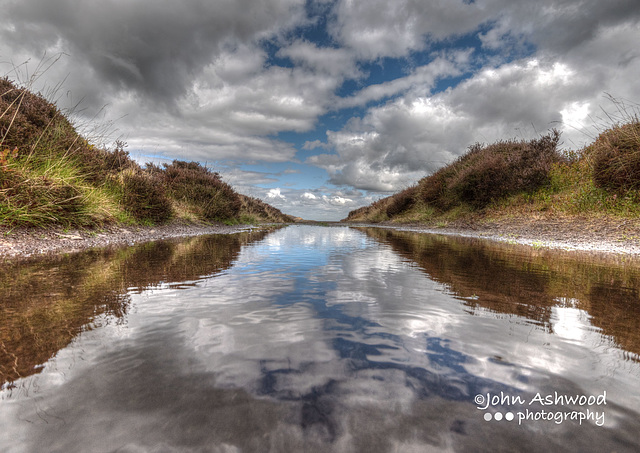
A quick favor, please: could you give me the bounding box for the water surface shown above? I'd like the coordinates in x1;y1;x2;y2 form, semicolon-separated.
1;225;639;452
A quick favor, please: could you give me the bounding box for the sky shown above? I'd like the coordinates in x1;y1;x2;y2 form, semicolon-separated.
1;0;640;221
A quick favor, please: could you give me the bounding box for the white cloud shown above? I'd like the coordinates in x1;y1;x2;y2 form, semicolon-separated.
322;195;353;205
266;188;286;200
309;96;465;191
302;140;330;150
328;0;486;59
334;50;472;109
276;40;361;79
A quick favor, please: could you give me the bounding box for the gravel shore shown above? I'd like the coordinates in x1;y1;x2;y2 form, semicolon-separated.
0;223;262;261
348;216;640;256
2;216;640;262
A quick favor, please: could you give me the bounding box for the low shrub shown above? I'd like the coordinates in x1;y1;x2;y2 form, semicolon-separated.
592;120;640;192
419;130;563;209
345;130;565;222
1;77;78;155
148;161;242;221
386;186;417;217
239;195;295;223
417;165;458;210
75;140;138;183
120;170;173;224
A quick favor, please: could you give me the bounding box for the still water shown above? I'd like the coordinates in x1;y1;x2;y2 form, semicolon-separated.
1;225;639;452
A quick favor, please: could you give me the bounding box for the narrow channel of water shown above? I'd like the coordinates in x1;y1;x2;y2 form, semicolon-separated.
1;225;639;452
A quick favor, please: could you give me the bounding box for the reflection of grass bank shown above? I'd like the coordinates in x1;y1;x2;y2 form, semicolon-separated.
0;229;274;385
345;115;640;227
359;227;640;359
0;78;293;228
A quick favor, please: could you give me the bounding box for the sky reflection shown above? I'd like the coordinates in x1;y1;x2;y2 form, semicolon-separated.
1;226;639;452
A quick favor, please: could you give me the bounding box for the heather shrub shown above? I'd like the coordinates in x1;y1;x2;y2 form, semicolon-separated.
592;120;640;192
344;204;371;221
419;130;563;209
386;186;417;217
76;140;138;183
150;160;242;220
345;130;564;222
120;169;173;224
0;77;78;154
345;196;391;222
417;165;459;210
240;195;295;223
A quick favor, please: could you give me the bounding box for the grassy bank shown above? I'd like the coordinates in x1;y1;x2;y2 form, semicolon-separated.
345;117;640;226
0;77;294;229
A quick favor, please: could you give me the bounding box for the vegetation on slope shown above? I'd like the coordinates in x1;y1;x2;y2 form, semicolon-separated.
345;117;640;225
0;77;294;228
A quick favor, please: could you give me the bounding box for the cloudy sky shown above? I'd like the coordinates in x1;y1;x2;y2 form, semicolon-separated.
2;0;639;220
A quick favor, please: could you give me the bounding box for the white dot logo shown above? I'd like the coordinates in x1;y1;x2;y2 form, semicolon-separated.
483;411;515;422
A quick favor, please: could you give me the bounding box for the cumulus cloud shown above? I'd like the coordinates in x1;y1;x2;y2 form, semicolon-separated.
266;188;286;200
2;0;307;102
308;96;465;192
334;50;473;109
322;195;353;205
328;0;486;59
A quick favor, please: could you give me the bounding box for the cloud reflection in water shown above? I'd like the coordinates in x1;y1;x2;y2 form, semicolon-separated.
1;226;640;452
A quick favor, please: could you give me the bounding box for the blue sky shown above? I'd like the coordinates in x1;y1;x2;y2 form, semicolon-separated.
2;0;640;220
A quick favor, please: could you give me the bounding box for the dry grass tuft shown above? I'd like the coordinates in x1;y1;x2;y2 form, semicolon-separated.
592;120;640;192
